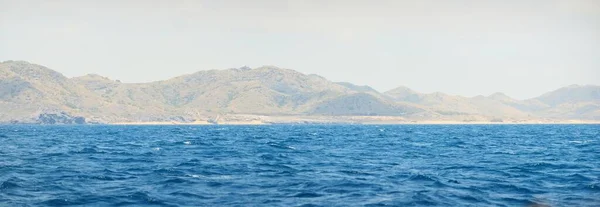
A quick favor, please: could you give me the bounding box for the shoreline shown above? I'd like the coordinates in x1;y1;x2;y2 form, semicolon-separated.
106;121;600;125
5;115;599;125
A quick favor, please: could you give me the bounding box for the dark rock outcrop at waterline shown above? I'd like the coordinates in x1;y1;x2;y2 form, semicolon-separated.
37;112;86;124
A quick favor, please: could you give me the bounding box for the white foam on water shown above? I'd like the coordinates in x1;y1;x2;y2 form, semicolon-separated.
186;174;233;180
568;140;592;144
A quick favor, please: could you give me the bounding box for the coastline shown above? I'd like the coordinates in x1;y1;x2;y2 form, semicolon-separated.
5;115;599;125
110;120;266;125
106;119;600;125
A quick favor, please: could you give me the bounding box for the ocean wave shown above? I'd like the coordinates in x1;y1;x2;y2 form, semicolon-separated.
1;124;598;206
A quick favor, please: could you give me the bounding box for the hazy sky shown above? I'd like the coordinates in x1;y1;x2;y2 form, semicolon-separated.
1;0;599;99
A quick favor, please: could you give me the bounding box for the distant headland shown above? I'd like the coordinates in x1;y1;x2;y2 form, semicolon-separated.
1;60;599;124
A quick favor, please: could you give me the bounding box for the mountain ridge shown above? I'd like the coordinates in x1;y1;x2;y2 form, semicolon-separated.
1;60;598;124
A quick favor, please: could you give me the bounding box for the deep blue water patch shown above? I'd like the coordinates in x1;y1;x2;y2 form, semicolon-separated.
0;124;599;206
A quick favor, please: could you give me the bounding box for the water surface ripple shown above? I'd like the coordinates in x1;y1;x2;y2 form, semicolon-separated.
0;125;599;206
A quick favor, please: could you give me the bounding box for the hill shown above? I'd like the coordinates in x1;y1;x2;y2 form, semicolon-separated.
0;60;598;123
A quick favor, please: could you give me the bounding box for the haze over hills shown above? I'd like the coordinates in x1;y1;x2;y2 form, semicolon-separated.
1;60;599;124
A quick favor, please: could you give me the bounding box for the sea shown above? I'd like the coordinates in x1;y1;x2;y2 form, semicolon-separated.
0;124;599;206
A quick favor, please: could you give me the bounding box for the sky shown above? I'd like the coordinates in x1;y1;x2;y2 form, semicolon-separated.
1;0;599;99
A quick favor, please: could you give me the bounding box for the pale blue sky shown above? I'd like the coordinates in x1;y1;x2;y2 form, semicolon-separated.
1;0;599;99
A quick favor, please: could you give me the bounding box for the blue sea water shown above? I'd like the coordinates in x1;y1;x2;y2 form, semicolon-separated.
0;125;599;207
